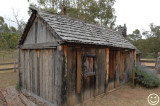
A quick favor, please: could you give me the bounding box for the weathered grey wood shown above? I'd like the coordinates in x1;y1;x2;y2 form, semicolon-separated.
0;67;18;71
21;42;57;49
26;50;29;90
37;50;40;96
24;51;27;89
55;46;63;106
23;18;60;45
0;62;17;65
20;50;24;89
34;50;37;94
37;19;58;44
17;48;20;86
39;49;43;98
29;50;32;92
31;50;35;93
42;50;46;99
35;21;38;43
48;49;53;102
52;49;55;103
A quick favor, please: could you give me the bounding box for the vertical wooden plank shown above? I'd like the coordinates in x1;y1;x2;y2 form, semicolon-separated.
39;49;43;98
37;50;40;96
98;49;101;94
45;50;48;100
55;45;63;106
24;50;27;90
17;48;21;87
101;49;105;93
34;50;37;94
43;50;46;99
35;20;38;43
27;50;30;91
48;49;51;101
20;50;24;89
77;48;82;93
29;50;33;92
105;48;109;84
66;47;77;106
134;50;136;66
52;49;55;103
31;50;35;93
116;51;120;87
22;50;26;89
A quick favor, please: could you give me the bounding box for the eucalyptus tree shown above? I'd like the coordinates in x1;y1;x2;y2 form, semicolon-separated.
28;0;116;29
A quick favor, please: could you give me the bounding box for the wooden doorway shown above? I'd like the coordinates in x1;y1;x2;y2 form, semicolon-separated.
108;50;117;90
82;56;96;100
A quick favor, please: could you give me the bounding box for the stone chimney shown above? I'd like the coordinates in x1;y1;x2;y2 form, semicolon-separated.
118;24;127;38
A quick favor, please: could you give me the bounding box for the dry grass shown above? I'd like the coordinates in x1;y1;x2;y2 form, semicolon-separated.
84;84;160;106
141;58;156;61
0;49;17;63
141;62;155;66
0;49;17;72
0;71;17;89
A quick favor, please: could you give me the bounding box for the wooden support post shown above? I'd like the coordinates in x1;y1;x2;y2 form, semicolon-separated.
134;50;136;66
77;48;82;93
105;48;109;92
17;48;21;86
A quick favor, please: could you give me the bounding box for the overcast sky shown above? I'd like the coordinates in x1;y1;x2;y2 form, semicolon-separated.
0;0;160;34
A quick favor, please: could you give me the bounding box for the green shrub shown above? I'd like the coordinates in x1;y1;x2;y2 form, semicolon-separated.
135;64;160;88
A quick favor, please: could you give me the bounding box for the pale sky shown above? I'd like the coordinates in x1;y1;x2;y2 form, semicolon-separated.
0;0;160;34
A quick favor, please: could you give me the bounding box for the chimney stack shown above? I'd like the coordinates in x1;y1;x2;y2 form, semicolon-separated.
118;24;127;38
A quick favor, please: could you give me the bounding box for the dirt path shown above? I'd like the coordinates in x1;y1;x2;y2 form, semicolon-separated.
84;84;160;106
0;71;17;89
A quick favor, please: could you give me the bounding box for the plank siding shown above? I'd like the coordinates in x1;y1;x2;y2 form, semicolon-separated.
24;18;58;45
20;49;56;104
19;45;136;106
66;47;77;106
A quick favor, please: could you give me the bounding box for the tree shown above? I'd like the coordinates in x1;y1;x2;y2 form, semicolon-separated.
127;29;142;45
0;16;19;49
28;0;116;29
129;24;160;58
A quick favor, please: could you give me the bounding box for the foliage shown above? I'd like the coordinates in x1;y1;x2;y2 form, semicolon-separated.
28;0;116;29
127;23;160;58
15;82;22;92
0;16;20;49
135;64;160;88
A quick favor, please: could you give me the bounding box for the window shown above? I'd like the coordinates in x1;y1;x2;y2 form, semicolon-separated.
83;57;95;77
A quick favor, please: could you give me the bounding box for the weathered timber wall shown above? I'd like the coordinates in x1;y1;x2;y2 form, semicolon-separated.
19;48;62;105
63;46;136;106
103;50;135;92
19;45;135;106
24;18;58;45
